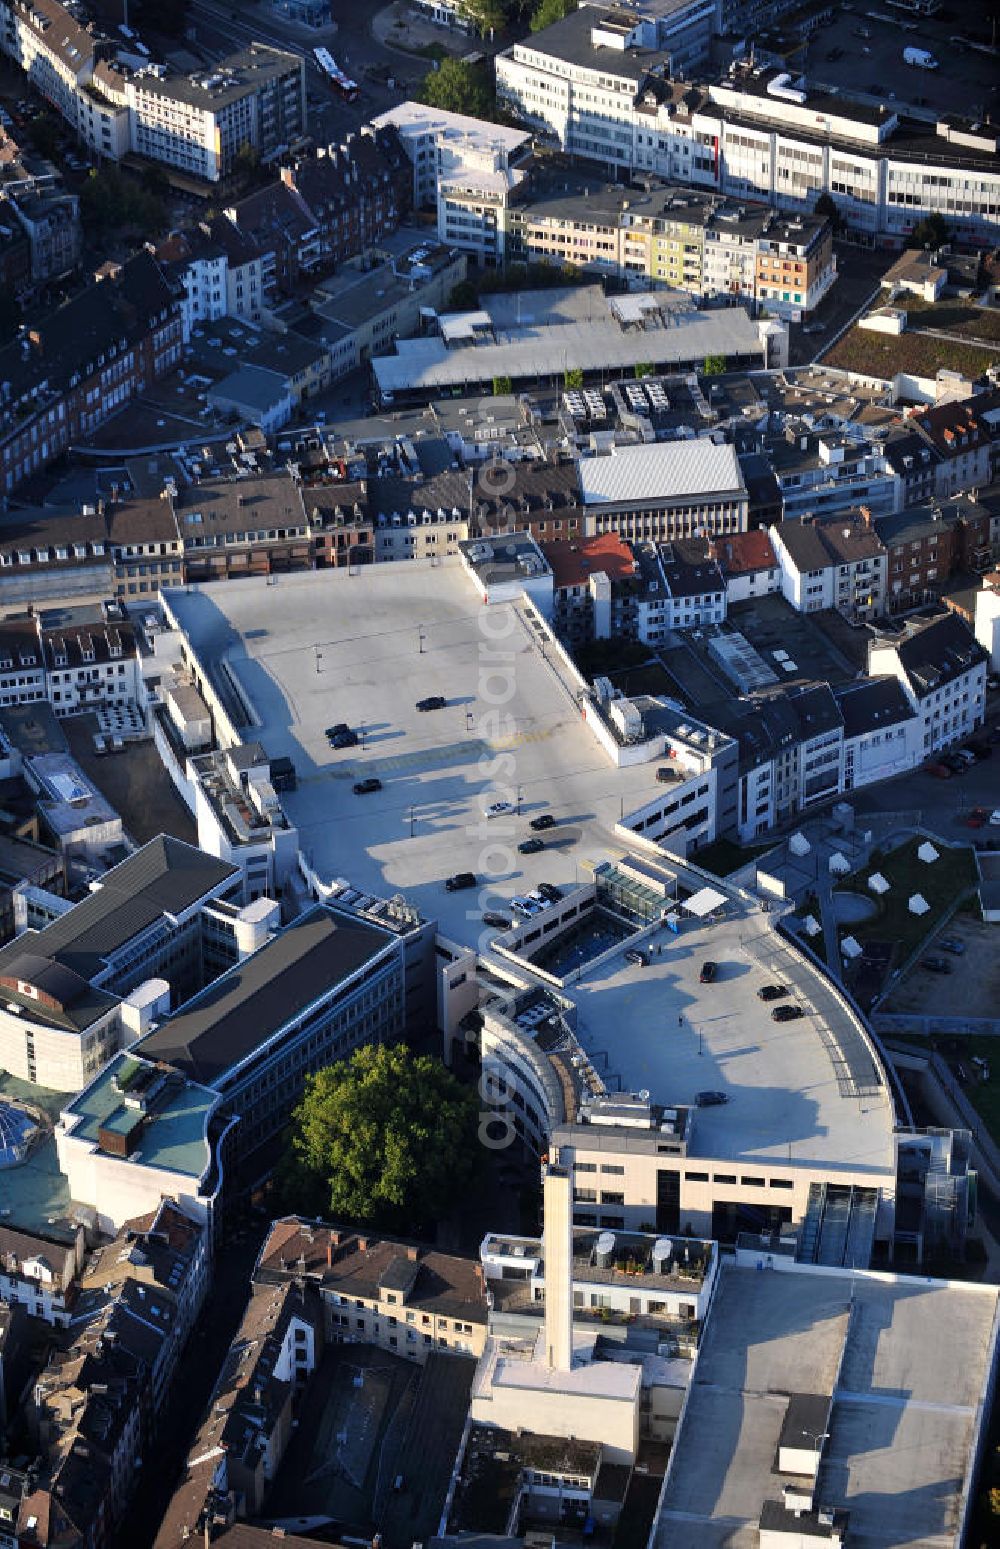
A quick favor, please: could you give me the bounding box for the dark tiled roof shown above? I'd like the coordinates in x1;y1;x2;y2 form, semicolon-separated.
0;251;178;424
256;1215;488;1325
835;676;915;739
882;611;987;696
0;835;237;985
138;907;394;1086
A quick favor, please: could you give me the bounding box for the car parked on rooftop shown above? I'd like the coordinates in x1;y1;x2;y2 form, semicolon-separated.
757;984;787;1001
416;695;446;712
353;777;381;795
529;813;556;830
699;961;718;983
771;1004;804;1022
921;956;952;974
518;837;545;855
695;1090;729;1107
445;872;477;892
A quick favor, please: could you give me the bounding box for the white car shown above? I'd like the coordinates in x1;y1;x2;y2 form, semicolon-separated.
990;811;1000;826
484;800;514;819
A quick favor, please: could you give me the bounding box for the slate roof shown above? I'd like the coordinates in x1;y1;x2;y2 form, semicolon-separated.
137;907;394;1087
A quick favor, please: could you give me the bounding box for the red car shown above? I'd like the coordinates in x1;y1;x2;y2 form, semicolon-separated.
925;761;951;779
967;808;988;828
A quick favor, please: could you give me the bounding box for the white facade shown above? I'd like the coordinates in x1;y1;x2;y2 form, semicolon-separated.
496;30;1000;244
842;710;923;792
869;630;986;755
724;562;781;604
974;577;1000;668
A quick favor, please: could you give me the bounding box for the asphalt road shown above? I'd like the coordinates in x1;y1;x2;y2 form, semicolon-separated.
849;704;1000;846
187;0;427;147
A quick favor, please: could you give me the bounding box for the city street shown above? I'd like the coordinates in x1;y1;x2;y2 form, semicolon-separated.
187;0;430;146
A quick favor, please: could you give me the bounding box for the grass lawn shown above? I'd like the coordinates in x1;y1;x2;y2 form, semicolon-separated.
823;325;999;382
884;293;1000;343
835;837;979;959
892;1033;1000;1147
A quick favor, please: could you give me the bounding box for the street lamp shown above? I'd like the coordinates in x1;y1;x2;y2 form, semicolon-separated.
314;646;322;675
801;1429;829;1464
517;786;524;814
418;626;427;655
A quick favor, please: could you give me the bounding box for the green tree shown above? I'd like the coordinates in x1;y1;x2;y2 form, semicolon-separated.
277;1044;481;1233
531;0;577;30
634;361;653;378
703;354;727;376
80;167;166;240
419;57;494;120
493;374;513;395
448;279;479;310
564;366;584;389
911;212;949;249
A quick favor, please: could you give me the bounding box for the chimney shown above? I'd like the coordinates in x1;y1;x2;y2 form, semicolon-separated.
357;1237;368;1252
859;504;872;528
326;1237;335;1268
405;1244;419;1262
542;1165;573;1373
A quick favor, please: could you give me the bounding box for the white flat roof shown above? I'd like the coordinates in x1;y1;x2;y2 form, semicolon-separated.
577;440;745;506
567;899;895;1176
658;1264;999;1549
684;884;727;917
163;565;668;939
370;100;530;153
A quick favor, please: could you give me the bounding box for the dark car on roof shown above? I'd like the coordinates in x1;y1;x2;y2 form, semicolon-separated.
483;911;512;929
771;1004;804;1022
921;956;952;974
757;984;787;1001
446;872;477;892
416;695;446;712
699;961;718;983
939;937;965;955
518;837;545;855
353;778;381;795
538;882;563;902
530;813;556;830
695;1090;729;1107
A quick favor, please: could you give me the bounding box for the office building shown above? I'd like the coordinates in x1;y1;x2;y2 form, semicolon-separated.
577;440;748;544
497;21;1000;244
0;835;238;1089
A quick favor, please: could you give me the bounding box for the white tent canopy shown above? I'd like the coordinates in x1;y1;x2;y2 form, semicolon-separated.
684;885;727;918
908;893;930;916
868;872;890;895
828;851;850;875
803;914;822;937
789;832;811;857
917;842;939;864
841;935;863;959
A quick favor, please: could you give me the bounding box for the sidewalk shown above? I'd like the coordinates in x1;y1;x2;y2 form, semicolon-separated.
372;3;476;62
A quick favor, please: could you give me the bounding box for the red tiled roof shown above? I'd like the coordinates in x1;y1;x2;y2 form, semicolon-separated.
542;534;635;590
710;529;777;576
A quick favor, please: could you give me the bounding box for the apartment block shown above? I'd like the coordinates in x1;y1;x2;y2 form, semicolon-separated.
868;610;987;756
769;429;898;522
836;676;924;793
910;391;1000;502
0;251;182;496
255;1216;489;1361
507;175;834;312
0;1221;83;1327
278;124;412;269
151;1280;321;1545
770;514;888;620
152;220;264;343
609;538;727;642
710;528;781;603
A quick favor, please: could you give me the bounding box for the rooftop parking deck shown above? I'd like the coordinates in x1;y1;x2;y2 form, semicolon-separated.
163;566;668;939
566;895;895;1178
